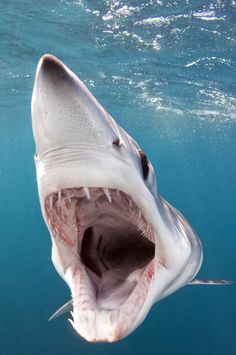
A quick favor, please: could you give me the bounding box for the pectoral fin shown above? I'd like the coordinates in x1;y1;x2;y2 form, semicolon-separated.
189;279;233;285
48;300;73;321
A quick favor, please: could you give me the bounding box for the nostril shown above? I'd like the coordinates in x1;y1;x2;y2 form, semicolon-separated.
112;138;121;147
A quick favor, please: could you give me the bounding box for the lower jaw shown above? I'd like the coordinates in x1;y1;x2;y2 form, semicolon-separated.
69;260;155;343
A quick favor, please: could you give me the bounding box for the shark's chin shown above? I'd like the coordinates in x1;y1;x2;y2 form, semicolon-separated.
44;187;160;342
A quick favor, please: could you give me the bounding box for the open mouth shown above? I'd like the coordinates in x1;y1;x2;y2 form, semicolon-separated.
45;187;158;341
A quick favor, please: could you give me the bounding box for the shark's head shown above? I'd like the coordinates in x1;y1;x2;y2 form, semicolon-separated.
32;55;202;342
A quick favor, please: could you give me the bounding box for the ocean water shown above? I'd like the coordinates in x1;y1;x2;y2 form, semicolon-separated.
0;0;235;354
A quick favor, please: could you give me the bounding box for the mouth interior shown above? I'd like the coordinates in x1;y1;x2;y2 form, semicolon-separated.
80;208;155;309
45;188;155;311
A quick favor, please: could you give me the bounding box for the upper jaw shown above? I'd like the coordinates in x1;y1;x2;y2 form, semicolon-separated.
36;148;160;236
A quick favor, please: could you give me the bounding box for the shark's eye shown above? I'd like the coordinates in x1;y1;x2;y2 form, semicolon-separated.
139;150;149;180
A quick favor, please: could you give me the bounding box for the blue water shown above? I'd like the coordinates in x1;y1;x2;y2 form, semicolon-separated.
0;0;236;354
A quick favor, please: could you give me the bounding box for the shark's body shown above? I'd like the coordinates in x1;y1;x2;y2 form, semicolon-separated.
31;55;230;343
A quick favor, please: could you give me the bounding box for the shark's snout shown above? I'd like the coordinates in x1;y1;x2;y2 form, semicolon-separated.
38;54;68;77
32;54;118;158
37;55;83;92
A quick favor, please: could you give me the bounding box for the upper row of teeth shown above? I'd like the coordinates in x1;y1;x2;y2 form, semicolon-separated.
48;187;113;209
48;187;155;243
49;188;144;222
49;188;147;222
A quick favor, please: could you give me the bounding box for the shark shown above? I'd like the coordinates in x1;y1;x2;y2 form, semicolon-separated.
31;54;231;343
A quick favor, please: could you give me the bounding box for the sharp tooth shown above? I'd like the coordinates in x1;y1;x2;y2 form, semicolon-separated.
138;210;142;219
129;199;132;208
83;187;90;200
66;191;72;203
58;190;62;206
49;195;53;210
116;190;121;198
103;188;112;203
